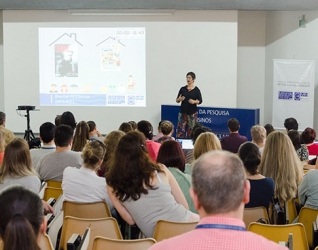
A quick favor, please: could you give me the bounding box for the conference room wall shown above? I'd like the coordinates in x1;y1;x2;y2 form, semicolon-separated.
0;12;3;111
2;10;238;134
265;11;318;133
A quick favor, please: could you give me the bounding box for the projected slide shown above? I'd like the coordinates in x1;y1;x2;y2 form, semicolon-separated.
39;28;146;107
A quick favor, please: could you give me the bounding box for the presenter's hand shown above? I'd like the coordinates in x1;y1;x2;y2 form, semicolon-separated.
177;94;185;103
188;99;197;104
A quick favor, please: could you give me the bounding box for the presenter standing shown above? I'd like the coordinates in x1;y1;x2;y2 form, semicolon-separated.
176;72;202;138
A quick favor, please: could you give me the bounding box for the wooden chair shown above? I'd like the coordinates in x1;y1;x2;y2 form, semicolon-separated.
248;222;309;250
39;234;54;250
62;200;111;219
46;210;64;249
285;199;298;223
298;207;318;249
92;237;156;250
39;181;47;199
43;187;63;201
153;220;198;242
243;206;269;227
59;216;122;250
46;180;62;188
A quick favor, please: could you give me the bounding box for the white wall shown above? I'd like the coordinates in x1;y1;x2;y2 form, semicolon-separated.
265;11;318;132
0;11;4;111
237;11;266;125
2;10;238;133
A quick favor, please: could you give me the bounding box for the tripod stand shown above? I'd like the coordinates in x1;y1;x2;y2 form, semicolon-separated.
24;109;35;142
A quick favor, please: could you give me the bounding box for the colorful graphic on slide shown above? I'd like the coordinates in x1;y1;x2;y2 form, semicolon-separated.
39;27;146;107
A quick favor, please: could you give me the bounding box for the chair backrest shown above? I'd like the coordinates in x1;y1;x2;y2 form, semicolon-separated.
248;222;309;250
43;187;63;201
153;220;198;242
243;206;269;227
47;210;64;249
47;180;62;188
298;206;318;248
285;199;298;224
92;237;156;250
39;234;54;250
59;216;122;250
62;200;111;219
39;181;48;199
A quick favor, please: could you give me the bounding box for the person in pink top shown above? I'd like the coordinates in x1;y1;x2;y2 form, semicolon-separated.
137;120;161;161
149;151;287;250
301;127;318;155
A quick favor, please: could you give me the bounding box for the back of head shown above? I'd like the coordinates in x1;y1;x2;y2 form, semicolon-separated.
39;122;56;143
0;186;43;250
227;118;240;132
193;132;221;160
55;115;61;127
250;125;266;145
137;120;154;140
264;123;275;136
82;140;106;168
157;140;185;172
301;127;316;144
191;124;212;144
288;130;301;150
128;121;137;130
87;121;96;133
284;117;298;131
60;111;76;130
54;125;74;147
259;131;301;202
0;138;33;180
72;121;89;152
0;112;5;125
119;122;133;133
160;120;174;136
192;150;245;214
238;142;260;175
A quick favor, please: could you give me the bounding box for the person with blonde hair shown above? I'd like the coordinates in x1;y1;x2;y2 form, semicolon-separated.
71;121;90;152
156;120;175;143
259;131;303;203
250;125;266;154
0;138;41;193
193;132;222;160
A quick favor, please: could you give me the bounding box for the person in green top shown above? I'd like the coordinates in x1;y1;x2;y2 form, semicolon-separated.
157;140;197;213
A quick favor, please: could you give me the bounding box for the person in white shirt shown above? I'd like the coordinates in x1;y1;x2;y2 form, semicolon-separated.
62;140;113;211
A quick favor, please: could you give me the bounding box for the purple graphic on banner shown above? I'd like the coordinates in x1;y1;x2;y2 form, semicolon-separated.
294;92;308;101
278;91;293;100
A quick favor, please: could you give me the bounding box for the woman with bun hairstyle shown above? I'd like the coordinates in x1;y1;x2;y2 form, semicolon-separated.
0;186;47;250
71;121;90;152
238;142;274;209
62;140;113;210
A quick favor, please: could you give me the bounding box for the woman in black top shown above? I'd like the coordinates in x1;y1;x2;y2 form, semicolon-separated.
176;72;202;138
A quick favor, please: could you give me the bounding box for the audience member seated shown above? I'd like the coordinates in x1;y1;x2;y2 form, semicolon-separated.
30;122;56;168
98;130;125;177
87;120;103;141
157;140;196;213
238;142;274;209
128;120;137;130
0;138;41;194
184;123;211;165
60;111;76;132
221;118;247;153
155;120;175;143
0;131;4;164
137;120;161;161
0;186;47;250
106;131;199;238
62;140;113;210
71;121;90;152
284;117;298;132
152;120;164;141
35;125;82;181
149;151;286;250
250;125;266;155
288;130;309;161
118;122;133;133
298;169;318;209
264;123;275;136
259;131;303;204
0;111;15;147
301;127;318;155
55;115;62;126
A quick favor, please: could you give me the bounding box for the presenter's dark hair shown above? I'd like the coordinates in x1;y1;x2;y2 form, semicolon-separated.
284;117;298;131
186;72;196;79
137;120;154;140
238;142;261;175
60;111;76;130
39;122;56;143
0;186;43;250
227;118;240;132
54;125;74;147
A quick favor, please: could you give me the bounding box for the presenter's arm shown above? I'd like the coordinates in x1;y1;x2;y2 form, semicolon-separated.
107;185;135;225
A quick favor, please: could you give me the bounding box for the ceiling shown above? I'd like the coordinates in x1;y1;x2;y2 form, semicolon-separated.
0;0;318;11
